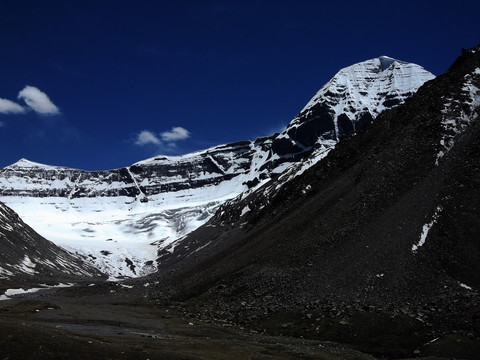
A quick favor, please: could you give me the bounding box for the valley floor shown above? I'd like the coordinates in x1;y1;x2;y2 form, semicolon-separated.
0;283;479;359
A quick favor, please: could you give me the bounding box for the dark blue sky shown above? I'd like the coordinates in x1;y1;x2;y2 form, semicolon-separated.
0;0;478;170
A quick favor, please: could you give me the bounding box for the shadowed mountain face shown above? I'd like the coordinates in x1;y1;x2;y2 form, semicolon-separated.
0;201;105;288
0;56;433;278
141;46;480;338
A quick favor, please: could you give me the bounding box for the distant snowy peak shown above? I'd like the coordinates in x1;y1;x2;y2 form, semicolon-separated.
5;158;73;171
300;56;435;115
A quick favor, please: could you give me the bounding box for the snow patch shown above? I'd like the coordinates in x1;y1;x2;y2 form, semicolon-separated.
16;255;38;275
240;205;251;217
459;282;473;291
412;206;442;253
119;284;134;289
0;266;14;279
0;283;73;301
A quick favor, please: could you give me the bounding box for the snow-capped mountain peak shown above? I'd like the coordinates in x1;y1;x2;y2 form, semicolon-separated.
0;56;435;278
301;56;435;113
295;56;435;141
6;158;68;170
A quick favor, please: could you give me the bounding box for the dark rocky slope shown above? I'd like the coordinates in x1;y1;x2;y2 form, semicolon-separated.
136;46;480;358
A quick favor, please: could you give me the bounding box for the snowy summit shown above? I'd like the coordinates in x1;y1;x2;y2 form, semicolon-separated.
298;56;435;139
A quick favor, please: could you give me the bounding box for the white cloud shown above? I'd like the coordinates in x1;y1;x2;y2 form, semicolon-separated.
18;85;60;115
134;127;191;153
161;126;190;142
135;130;161;146
0;98;26;114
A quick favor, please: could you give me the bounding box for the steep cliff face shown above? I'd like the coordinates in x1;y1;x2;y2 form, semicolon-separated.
0;159;139;198
0;56;434;278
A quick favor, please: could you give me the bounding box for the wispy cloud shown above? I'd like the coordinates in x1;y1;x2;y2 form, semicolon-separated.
134;127;191;153
134;130;161;146
18;86;60;115
161;126;190;142
0;98;26;114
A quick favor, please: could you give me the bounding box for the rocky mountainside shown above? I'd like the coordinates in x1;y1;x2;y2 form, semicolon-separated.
133;46;480;358
0;56;434;278
0;201;105;291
